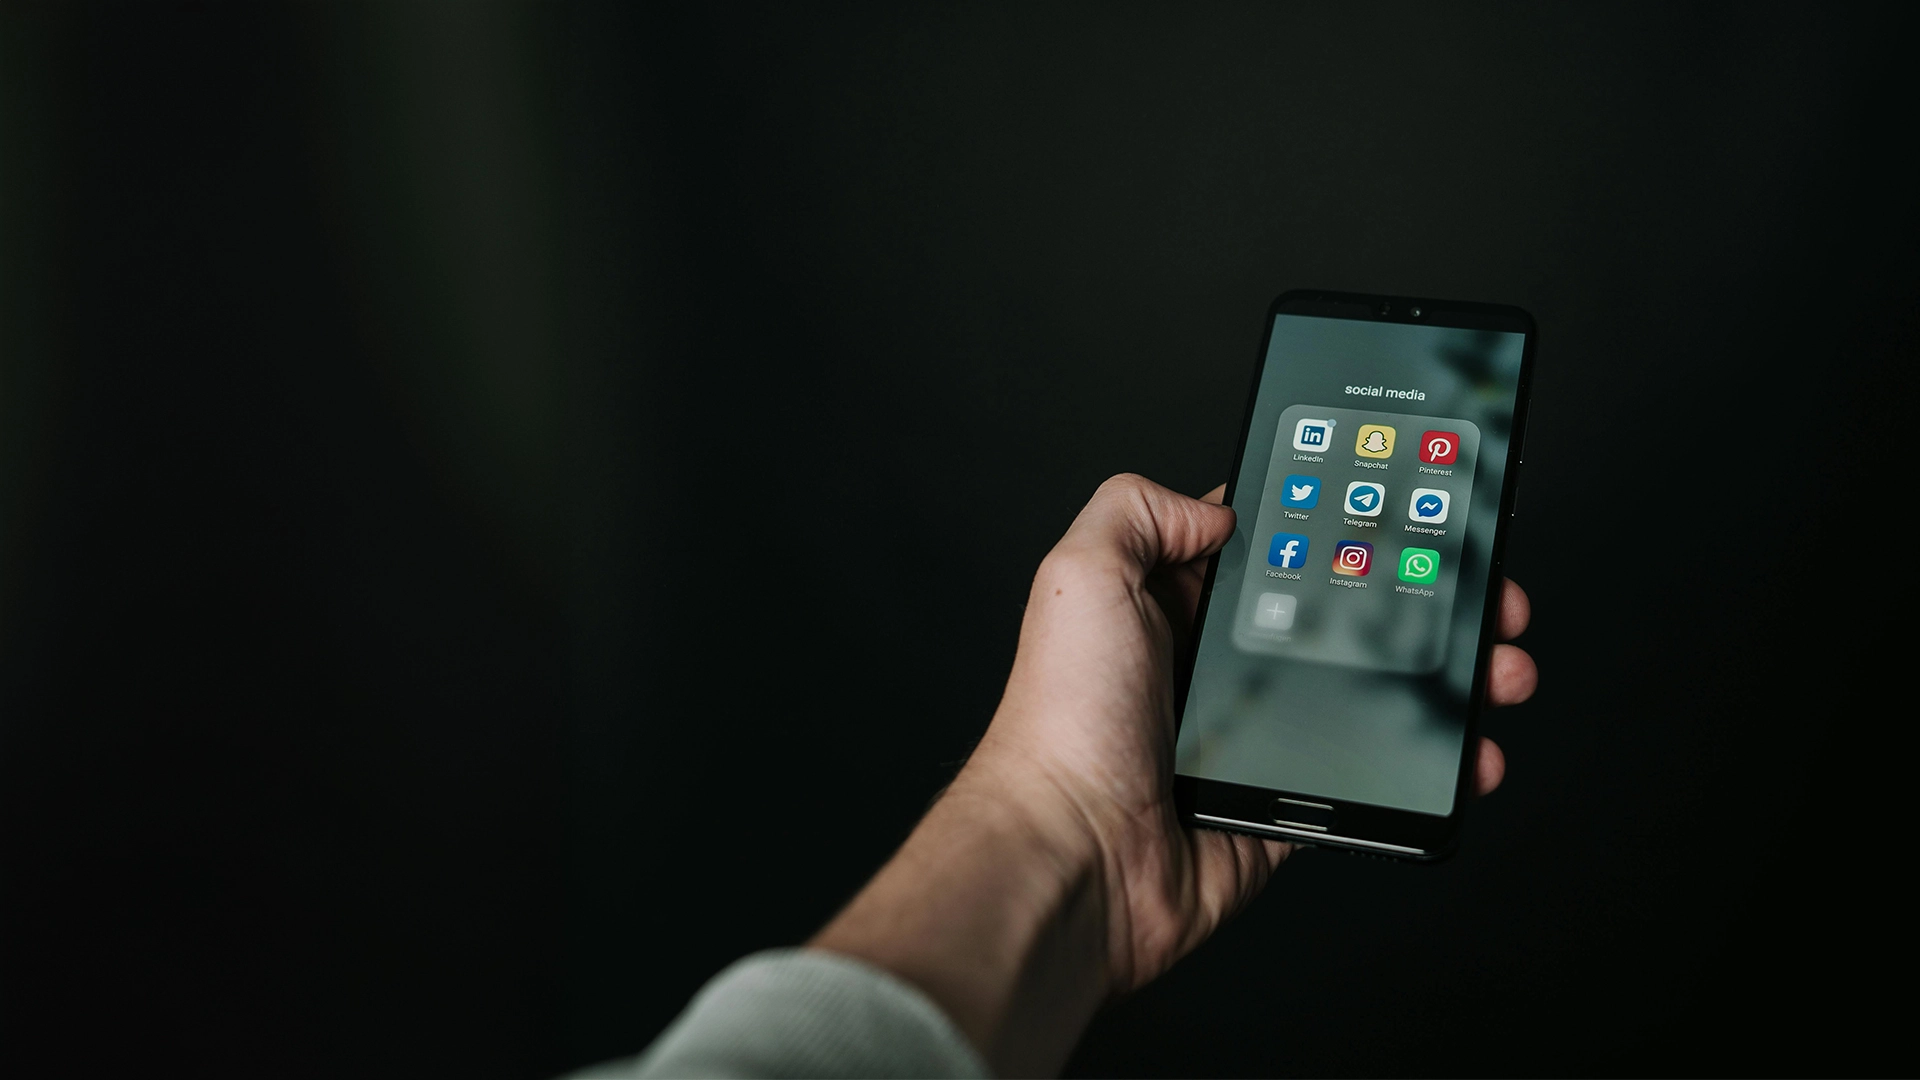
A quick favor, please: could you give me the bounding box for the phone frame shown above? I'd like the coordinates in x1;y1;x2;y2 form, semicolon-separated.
1172;288;1536;861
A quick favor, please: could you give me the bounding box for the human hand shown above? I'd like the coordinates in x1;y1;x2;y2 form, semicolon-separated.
814;474;1536;1075
952;473;1537;994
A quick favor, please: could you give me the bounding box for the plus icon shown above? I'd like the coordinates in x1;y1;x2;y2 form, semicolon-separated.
1252;592;1297;631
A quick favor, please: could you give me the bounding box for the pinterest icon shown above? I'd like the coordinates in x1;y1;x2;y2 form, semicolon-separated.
1418;429;1460;465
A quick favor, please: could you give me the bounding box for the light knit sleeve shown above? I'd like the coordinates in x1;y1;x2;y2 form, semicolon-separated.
571;949;990;1080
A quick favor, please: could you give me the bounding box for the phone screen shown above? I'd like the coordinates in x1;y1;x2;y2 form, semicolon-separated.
1174;310;1528;816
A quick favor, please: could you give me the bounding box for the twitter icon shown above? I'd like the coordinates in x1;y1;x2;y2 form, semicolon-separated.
1280;474;1321;509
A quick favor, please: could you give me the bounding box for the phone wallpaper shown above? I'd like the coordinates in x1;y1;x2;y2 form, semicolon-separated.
1174;316;1524;815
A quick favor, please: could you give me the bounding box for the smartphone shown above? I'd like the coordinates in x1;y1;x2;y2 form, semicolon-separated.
1172;289;1535;860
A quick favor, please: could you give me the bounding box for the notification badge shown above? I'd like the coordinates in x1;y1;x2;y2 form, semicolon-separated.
1418;430;1460;465
1332;540;1373;577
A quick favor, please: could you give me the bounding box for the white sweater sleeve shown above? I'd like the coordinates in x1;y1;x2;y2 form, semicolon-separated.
572;949;990;1080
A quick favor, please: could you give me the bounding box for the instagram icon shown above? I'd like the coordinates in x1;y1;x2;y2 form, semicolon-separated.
1332;540;1373;577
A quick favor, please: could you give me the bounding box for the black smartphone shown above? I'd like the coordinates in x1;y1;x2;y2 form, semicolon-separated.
1172;289;1535;860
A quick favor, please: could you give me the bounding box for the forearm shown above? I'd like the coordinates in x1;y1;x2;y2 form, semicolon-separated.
809;779;1112;1077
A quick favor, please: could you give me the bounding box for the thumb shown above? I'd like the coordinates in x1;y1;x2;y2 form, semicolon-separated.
1055;474;1236;578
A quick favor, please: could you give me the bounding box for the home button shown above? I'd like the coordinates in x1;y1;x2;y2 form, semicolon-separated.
1270;797;1335;832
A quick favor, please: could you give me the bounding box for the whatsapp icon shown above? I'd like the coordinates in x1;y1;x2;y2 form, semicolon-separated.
1397;547;1441;585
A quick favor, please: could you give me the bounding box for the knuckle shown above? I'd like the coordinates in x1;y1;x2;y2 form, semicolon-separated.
1095;472;1152;501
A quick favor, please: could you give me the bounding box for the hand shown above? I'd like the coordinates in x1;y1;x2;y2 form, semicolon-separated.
957;475;1536;993
814;474;1537;1075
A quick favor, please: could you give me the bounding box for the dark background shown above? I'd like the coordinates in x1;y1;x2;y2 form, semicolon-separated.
3;3;1913;1076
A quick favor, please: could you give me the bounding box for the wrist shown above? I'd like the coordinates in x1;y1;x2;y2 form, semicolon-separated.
810;765;1113;1076
942;758;1109;903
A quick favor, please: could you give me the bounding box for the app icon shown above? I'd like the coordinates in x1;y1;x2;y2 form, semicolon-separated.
1332;540;1373;576
1398;547;1440;584
1407;487;1450;524
1266;532;1311;569
1253;592;1297;630
1355;424;1396;458
1292;417;1337;453
1418;430;1460;465
1280;474;1321;509
1344;481;1386;517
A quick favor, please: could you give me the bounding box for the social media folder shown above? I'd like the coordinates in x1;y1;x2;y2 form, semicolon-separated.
1259;412;1463;617
1239;404;1482;672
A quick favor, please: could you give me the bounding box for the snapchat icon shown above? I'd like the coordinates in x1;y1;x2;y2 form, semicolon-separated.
1355;423;1396;459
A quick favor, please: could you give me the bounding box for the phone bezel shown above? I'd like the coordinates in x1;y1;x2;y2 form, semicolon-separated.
1171;288;1537;861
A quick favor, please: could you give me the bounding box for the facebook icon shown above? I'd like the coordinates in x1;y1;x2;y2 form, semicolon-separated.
1266;532;1311;569
1292;417;1337;452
